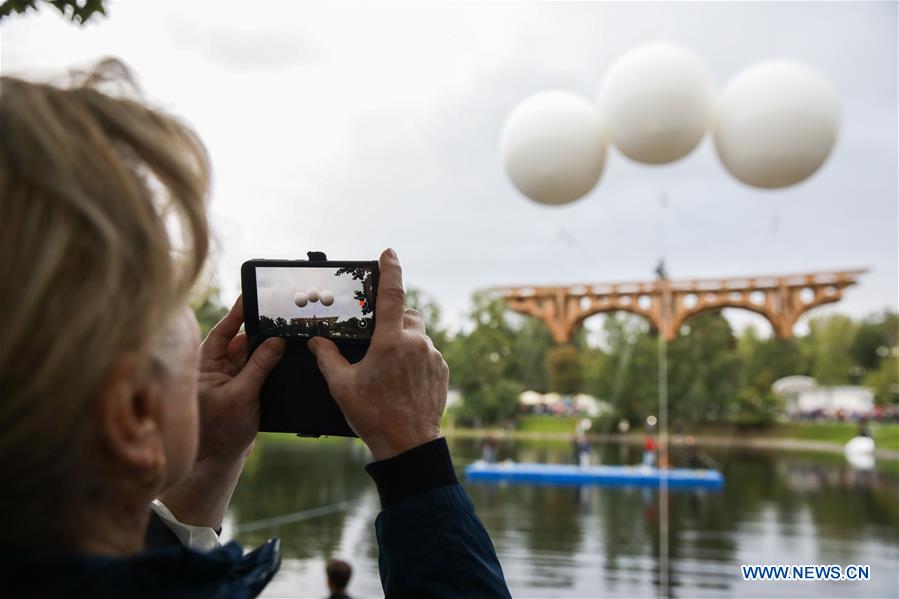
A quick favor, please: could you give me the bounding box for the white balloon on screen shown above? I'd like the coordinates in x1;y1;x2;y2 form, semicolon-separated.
500;90;606;205
713;60;840;188
305;287;320;302
293;292;308;307
597;42;715;164
320;290;335;306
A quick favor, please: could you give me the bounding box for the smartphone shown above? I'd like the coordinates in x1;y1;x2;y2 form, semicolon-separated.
241;254;379;437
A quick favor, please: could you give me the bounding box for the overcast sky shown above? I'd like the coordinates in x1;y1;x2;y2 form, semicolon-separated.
3;1;896;336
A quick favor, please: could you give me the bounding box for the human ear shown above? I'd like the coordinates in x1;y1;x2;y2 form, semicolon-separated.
98;356;166;484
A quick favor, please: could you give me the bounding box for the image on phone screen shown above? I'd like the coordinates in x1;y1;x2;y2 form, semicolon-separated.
255;265;374;339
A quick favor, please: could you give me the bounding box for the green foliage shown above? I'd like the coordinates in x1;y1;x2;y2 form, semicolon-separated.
740;332;805;391
454;379;523;426
506;318;555;392
732;388;784;428
581;347;607;400
517;414;580;434
668;312;742;422
434;285;896;426
850;311;897;371
444;293;521;425
0;0;106;24
545;345;583;395
586;314;658;421
864;358;899;406
802;314;858;385
766;421;899;448
192;287;229;340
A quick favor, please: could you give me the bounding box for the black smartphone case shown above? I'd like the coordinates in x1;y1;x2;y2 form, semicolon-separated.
242;254;376;438
248;336;363;437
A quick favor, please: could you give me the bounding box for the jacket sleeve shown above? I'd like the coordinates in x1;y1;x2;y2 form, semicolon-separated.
365;438;511;598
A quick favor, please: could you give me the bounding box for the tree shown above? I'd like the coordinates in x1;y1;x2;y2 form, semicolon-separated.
850;311;898;371
584;314;658;422
741;334;805;391
802;315;858;385
545;345;582;395
333;266;374;315
864;361;899;406
443;293;521;425
507;318;555;393
667;312;742;422
1;0;106;24
581;347;609;401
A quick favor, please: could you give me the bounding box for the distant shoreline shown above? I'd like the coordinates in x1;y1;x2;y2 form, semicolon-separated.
444;427;899;460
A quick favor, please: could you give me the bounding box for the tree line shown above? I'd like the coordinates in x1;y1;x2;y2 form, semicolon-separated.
405;290;898;428
194;287;897;427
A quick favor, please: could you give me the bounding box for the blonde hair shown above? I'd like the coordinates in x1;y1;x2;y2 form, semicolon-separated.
0;59;210;540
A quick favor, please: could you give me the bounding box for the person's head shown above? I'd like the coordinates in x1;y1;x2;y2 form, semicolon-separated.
325;559;352;593
0;59;210;549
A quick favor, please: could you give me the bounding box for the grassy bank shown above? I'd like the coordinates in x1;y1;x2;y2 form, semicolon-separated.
445;415;899;460
253;417;898;458
760;422;898;448
513;415;899;448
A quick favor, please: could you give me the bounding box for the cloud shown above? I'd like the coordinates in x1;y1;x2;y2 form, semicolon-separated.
3;1;896;335
165;17;324;71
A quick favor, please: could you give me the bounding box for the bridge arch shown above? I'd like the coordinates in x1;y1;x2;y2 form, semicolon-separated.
495;270;865;344
670;302;776;336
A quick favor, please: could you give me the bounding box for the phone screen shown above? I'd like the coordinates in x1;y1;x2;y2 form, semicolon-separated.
254;265;375;340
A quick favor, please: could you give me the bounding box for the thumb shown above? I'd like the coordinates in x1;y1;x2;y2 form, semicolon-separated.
234;337;286;395
308;336;351;388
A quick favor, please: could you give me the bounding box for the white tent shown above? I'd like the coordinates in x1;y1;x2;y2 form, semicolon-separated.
772;375;817;397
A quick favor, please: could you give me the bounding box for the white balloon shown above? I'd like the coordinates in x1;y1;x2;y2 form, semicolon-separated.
320;290;334;306
713;60;840;188
306;287;320;302
598;43;715;164
293;292;308;307
500;91;606;205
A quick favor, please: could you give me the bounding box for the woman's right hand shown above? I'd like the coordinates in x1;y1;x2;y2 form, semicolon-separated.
308;249;449;461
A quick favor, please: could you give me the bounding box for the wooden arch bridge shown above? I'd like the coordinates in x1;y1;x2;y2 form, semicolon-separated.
495;269;866;343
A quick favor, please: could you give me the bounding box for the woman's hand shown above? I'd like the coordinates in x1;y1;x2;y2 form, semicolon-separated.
194;297;286;464
309;249;449;461
159;297;285;528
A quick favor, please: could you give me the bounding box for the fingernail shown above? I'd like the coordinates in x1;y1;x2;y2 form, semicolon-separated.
386;248;397;259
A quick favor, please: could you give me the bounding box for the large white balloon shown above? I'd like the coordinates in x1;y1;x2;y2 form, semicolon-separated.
293;292;308;307
306;287;320;302
598;43;715;164
500;91;606;205
320;290;334;306
713;60;840;188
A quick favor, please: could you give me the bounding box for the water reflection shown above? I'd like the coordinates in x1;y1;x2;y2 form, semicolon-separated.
226;436;899;598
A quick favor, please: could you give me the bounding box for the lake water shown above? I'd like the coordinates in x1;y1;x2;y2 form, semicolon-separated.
224;437;899;598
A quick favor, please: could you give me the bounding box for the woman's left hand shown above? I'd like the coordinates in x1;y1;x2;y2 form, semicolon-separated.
159;296;284;529
194;296;285;465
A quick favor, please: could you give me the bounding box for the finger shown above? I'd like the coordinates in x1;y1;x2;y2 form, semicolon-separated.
308;336;352;395
204;295;245;358
403;308;426;334
231;337;286;396
374;248;405;334
227;332;249;371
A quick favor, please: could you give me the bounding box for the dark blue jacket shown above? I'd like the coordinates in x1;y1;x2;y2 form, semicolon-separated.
1;439;511;598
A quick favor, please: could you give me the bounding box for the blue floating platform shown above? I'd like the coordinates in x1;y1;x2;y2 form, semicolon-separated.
465;462;724;490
